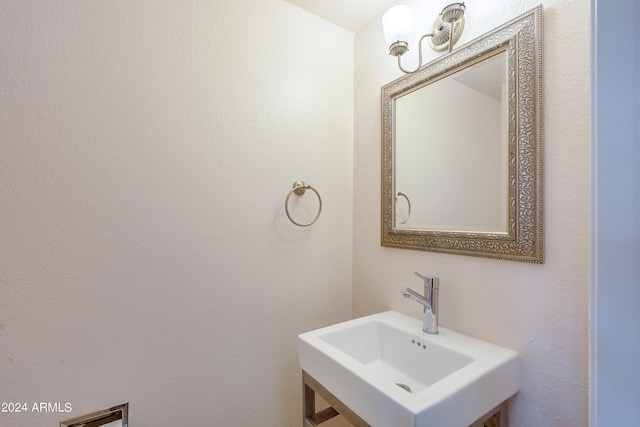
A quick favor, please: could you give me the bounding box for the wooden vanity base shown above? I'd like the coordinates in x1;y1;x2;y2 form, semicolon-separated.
303;371;369;427
302;370;508;427
469;402;508;427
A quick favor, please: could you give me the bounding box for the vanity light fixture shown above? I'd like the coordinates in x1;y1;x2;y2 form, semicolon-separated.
382;2;466;74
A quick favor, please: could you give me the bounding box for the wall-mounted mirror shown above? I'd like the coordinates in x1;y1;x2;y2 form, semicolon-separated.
381;6;543;263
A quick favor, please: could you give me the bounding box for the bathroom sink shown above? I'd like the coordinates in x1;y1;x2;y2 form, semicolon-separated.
298;311;520;427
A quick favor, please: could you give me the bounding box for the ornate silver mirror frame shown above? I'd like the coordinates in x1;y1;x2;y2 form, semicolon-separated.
381;5;543;263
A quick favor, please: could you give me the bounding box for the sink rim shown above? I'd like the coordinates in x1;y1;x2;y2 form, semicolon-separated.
312;314;492;399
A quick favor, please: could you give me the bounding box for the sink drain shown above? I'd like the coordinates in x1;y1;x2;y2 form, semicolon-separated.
396;383;412;393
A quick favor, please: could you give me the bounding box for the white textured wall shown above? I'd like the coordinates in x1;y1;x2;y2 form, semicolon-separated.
354;1;590;425
0;1;353;425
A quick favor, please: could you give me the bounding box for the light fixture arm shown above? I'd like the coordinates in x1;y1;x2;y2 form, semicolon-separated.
396;33;433;74
383;3;467;74
448;23;455;53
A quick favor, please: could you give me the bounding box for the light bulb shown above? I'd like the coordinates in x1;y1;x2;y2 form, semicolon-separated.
382;5;413;48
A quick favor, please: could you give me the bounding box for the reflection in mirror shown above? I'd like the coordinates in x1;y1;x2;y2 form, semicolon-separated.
381;5;544;263
395;51;507;231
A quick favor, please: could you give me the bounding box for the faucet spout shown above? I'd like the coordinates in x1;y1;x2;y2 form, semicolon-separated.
401;287;431;308
400;273;439;334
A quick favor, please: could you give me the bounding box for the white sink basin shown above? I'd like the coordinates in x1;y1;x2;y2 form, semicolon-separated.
298;311;520;427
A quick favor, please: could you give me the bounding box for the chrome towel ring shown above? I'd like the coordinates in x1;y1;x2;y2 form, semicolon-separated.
285;180;322;227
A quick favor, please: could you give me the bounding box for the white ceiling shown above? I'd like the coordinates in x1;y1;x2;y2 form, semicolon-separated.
284;0;398;32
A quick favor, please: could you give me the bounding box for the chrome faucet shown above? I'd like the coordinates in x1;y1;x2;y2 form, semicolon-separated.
401;272;439;334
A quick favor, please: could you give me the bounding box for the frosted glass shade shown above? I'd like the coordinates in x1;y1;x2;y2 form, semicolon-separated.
382;5;414;47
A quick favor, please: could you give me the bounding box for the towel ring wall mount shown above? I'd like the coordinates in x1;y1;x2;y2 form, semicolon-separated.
285;181;322;227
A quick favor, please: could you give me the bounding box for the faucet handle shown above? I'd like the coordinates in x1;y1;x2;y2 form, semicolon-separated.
413;271;428;281
413;271;439;289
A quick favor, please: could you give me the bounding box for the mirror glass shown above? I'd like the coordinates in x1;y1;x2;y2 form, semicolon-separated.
381;6;543;263
395;51;507;231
